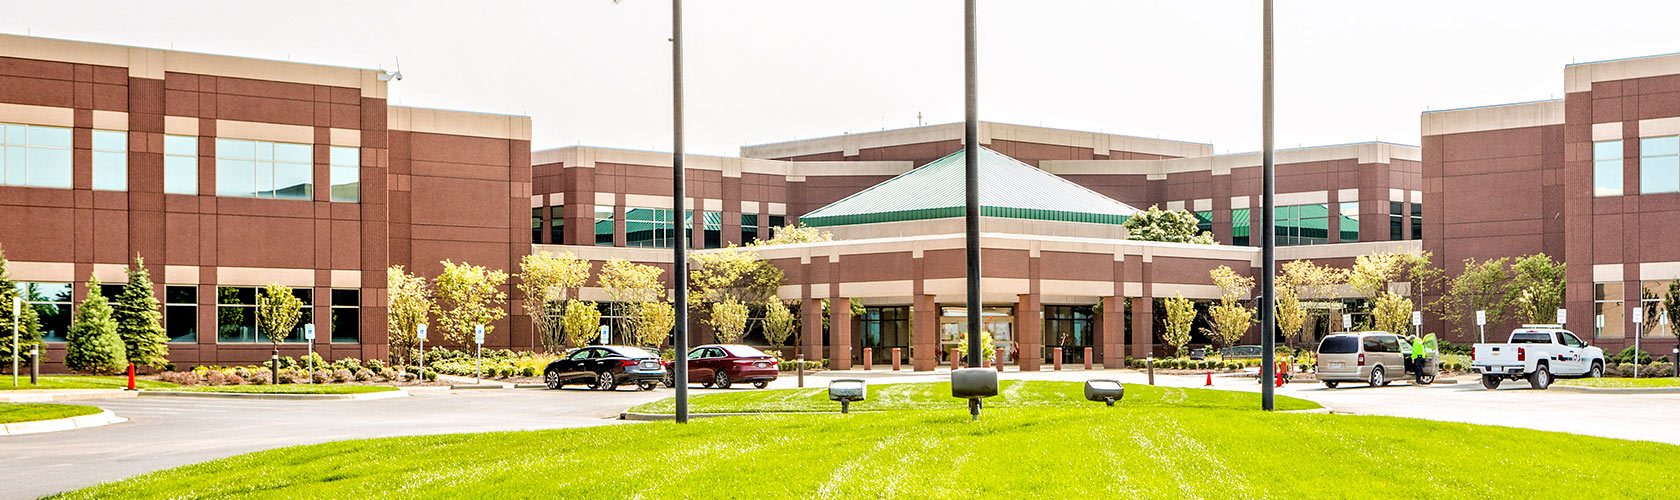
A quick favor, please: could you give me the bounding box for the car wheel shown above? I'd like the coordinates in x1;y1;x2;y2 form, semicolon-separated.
1481;374;1501;390
596;371;618;391
637;381;656;391
1587;361;1603;379
1417;374;1435;385
1323;381;1339;389
1368;367;1385;387
1529;364;1551;390
544;370;562;390
753;381;768;389
662;373;676;388
714;370;732;389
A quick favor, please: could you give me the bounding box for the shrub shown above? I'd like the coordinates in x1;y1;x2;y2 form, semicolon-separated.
365;359;387;372
248;370;272;385
1609;347;1653;365
1231;362;1245;371
280;369;309;384
311;370;332;384
423;370;437;381
332;368;353;383
520;366;537;377
205;370;226;386
225;373;247;386
158;371;199;386
354;368;374;381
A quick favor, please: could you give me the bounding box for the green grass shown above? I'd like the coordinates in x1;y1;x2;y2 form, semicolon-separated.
52;406;1680;499
156;384;398;395
630;380;1321;413
0;376;176;391
1556;377;1680;388
0;402;101;424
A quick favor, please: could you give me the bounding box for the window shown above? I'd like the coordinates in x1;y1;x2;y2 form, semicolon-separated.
1274;203;1328;246
1410;203;1422;241
1043;305;1094;364
699;211;721;249
860;306;910;365
1231;208;1250;246
1593;140;1623;197
165;286;197;343
531;208;544;244
16;282;72;342
741;214;760;244
1338;201;1359;242
1389;202;1405;241
164;135;198;195
767;215;786;235
595;207;614;246
1193;211;1213;236
99;284;124;301
625;208;679;248
550;206;564;244
215;138;312;200
1319;336;1358;354
1640;281;1671;339
1593;282;1624;338
329;146;359;202
217;286;310;343
1640;136;1679;194
330;289;359;343
91;130;127;191
1;123;73;188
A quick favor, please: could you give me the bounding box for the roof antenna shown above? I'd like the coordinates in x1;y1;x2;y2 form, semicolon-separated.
918;112;923;126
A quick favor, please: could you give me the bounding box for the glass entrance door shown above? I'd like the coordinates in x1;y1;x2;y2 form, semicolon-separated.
940;306;1014;364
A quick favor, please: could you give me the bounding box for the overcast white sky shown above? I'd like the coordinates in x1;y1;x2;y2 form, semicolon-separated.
5;1;1679;156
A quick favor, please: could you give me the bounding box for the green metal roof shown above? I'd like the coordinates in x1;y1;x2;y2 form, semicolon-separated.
801;147;1140;227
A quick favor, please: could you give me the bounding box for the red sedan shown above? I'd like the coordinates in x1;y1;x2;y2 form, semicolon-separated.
663;344;779;389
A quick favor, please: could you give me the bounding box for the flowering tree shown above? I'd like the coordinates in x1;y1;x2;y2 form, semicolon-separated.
518;251;591;351
1162;294;1196;357
1207;266;1255;350
562;300;602;348
387;266;432;371
1122;205;1215;245
762;300;797;347
635;300;675;348
598;258;665;345
709;298;750;343
432;260;508;347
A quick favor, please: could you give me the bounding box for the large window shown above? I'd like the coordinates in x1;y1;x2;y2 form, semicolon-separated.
329;146;359;202
1;123;72;188
1043;305;1094;364
217;286;311;343
16;282;72;342
1338;201;1359;242
1389;202;1405;241
1593;282;1623;339
215;139;312;200
1640;136;1679;194
859;306;910;365
1193;211;1213;236
741;214;760;245
550;206;564;244
626;208;679;248
1410;203;1422;241
91;130;127;191
1593;140;1623;197
164;135;198;195
1274;203;1329;246
595;207;615;246
165;286;197;343
330;289;360;343
1231;208;1250;246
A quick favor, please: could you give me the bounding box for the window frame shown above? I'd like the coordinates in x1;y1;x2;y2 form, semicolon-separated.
165;285;198;343
214;138;314;200
1639;136;1679;194
1;122;74;189
1338;201;1359;242
163;135;199;195
1593;140;1624;197
328;146;359;202
91;129;127;191
329;288;360;343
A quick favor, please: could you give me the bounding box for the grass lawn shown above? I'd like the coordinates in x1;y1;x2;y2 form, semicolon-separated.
156;384;398;395
1;376;176;391
0;402;101;424
52;381;1680;499
1556;377;1680;388
630;380;1321;413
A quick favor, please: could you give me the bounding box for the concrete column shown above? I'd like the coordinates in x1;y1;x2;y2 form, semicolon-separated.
1101;296;1124;368
912;294;937;371
1131;296;1154;360
800;297;822;364
829;297;852;370
1016;293;1041;371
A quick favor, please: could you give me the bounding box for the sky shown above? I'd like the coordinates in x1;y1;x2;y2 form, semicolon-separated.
5;1;1680;156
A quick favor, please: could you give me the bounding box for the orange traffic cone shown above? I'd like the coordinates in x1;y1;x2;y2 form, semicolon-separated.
1275;370;1284;387
1205;371;1213;386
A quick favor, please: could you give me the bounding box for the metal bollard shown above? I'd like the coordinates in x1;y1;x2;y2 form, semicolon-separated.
891;348;901;371
30;345;39;385
1054;347;1063;371
797;353;805;388
863;348;872;371
1083;347;1093;370
1147;357;1155;386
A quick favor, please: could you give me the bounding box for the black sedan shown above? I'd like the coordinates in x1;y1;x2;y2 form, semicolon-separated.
544;345;666;391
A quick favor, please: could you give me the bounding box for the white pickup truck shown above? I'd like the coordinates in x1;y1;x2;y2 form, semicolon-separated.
1472;325;1604;390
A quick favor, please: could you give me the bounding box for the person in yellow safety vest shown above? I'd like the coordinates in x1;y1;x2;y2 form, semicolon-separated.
1410;336;1427;383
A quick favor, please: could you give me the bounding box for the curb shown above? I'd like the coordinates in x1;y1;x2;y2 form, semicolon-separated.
1550;385;1680;394
137;389;409;401
449;384;508;390
1;409;127;436
0;390;138;403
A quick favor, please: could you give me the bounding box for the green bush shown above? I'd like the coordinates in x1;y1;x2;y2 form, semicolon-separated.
520;366;538;377
1609;347;1653;365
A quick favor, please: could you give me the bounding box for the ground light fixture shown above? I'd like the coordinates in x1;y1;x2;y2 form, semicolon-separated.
951;367;998;421
1084;379;1125;406
828;379;866;414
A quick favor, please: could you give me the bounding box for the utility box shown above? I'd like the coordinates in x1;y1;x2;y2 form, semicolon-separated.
951;368;998;399
829;379;867;413
1084;379;1125;406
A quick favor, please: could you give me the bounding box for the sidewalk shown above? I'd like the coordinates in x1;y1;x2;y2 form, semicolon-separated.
0;389;137;404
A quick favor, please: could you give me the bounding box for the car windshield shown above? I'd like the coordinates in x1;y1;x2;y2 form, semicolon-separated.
723;345;770;358
1510;333;1553;344
608;346;657;358
1319;336;1359;354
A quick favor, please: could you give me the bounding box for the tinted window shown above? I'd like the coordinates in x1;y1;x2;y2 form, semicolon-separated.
1320;336;1359;354
1379;336;1400;353
1362;337;1382;353
724;345;769;357
608;346;656;359
568;349;591;360
1511;333;1552;344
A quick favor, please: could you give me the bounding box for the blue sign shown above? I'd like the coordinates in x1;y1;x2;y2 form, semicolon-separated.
474;324;485;344
304;324;315;341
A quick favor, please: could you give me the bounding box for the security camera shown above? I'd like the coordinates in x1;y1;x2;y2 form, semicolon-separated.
378;70;402;82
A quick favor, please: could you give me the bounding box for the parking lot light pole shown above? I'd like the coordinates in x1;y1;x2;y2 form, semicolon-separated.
962;0;980;372
671;0;691;424
1259;0;1277;412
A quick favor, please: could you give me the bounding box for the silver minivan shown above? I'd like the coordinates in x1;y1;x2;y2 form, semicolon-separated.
1315;332;1407;388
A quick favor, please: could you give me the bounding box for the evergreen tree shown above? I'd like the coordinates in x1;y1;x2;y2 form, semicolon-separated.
113;256;170;369
65;276;127;374
0;245;45;373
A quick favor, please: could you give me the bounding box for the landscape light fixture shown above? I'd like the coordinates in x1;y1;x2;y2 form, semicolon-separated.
951;367;998;421
828;379;866;414
1083;379;1125;407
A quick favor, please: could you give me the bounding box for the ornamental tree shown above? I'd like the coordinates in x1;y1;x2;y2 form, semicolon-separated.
598;258;665;345
709;298;750;344
1162;294;1196;357
1509;253;1566;324
1662;281;1680;342
386;265;432;371
1122;205;1215;245
561;300;603;348
752;223;833;246
0;245;45;371
635;300;675;348
518;251;591;352
258;282;303;351
113;256;170;370
1207;266;1255;349
1441;257;1514;336
1277;260;1342;346
65;276;126;374
762;300;797;347
432;260;509;347
1371;293;1413;336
